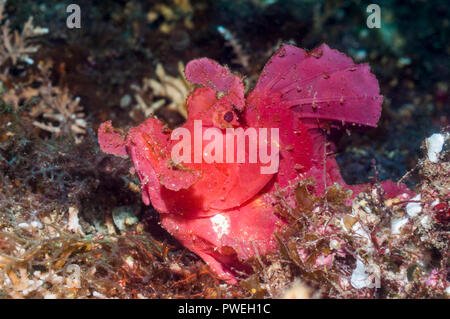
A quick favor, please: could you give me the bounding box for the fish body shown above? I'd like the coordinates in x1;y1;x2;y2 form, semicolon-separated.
98;44;410;284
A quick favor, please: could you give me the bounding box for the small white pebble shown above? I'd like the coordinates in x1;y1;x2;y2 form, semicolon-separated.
92;291;106;298
120;94;132;108
420;215;431;228
329;239;341;250
406;194;422;217
351;259;370;289
112;206;138;231
124;256;134;268
18;222;30;229
30;221;43;229
425;133;445;163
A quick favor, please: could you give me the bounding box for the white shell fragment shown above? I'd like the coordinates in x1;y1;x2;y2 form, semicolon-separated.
406;194;422;217
425;133;445;163
351;259;370;289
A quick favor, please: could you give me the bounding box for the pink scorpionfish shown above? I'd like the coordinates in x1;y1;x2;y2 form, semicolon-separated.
98;44;412;284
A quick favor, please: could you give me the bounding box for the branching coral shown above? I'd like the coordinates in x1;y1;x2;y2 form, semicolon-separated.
0;0;48;67
0;84;38;111
131;62;192;119
0;61;87;143
0;2;84;143
30;83;87;144
146;0;194;34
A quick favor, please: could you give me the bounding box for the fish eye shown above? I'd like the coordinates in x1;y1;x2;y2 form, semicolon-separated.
223;111;234;123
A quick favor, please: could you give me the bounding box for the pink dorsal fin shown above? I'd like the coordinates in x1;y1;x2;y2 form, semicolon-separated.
248;44;383;128
98;121;128;158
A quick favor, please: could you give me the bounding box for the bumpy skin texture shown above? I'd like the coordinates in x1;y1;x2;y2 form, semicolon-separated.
98;44;410;284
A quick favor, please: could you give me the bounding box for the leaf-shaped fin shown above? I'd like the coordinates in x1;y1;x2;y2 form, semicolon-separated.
251;44;308;93
160;195;279;284
98;121;128;158
248;44;382;128
244;83;315;188
184;86;219;128
185;58;245;110
127;118;201;192
206;133;276;211
166;125;275;215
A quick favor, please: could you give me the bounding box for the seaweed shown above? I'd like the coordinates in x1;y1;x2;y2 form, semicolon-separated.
243;153;449;298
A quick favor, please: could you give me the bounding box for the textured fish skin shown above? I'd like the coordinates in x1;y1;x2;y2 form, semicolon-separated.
98;44;412;284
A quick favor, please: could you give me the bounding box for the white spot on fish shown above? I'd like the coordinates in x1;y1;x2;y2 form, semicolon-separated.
211;214;230;239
